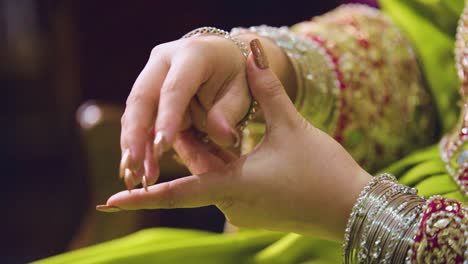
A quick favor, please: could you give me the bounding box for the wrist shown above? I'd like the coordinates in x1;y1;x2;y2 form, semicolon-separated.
329;167;372;241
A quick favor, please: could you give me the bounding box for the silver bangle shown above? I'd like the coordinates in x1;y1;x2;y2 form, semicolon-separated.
343;173;426;264
182;27;257;132
342;173;395;262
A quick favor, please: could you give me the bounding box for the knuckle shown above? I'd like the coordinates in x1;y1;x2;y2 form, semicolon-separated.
178;39;212;63
261;77;284;98
217;195;235;212
160;78;179;95
120;112;127;127
150;43;167;58
161;181;179;208
296;116;311;131
125;93;148;107
180;37;207;51
179;38;197;50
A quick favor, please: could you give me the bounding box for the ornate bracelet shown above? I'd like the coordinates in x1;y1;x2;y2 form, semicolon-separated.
344;173;467;263
183;27;250;57
182;27;258;132
343;173;426;264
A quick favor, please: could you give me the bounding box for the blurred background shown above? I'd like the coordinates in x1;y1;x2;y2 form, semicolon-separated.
1;1;345;263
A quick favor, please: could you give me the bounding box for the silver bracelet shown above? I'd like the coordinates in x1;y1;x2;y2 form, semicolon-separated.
342;173;395;262
343;173;426;264
231;25;340;133
182;27;257;132
183;27;250;57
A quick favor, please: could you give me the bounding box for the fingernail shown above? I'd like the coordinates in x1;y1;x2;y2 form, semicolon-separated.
124;168;135;191
96;205;122;213
231;128;241;148
154;131;167;157
119;149;131;179
250;39;269;69
142;175;148;192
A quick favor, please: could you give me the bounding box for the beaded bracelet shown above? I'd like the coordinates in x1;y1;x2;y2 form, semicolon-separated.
182;27;258;133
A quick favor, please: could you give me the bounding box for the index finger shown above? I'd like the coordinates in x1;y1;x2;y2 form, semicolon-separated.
105;174;223;210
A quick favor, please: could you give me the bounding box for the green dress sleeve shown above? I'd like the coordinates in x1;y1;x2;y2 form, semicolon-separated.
378;0;467;201
244;5;438;173
379;0;464;133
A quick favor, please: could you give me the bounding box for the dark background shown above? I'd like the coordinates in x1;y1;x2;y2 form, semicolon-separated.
1;1;344;262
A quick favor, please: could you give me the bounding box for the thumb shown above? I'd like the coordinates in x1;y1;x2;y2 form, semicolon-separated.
246;39;298;128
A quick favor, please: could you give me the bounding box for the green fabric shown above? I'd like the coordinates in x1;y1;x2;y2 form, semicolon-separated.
32;229;341;264
32;229;285;264
378;143;466;201
36;2;466;263
379;0;463;133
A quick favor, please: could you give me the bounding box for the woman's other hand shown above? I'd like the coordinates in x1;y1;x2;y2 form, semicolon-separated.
102;39;369;241
119;31;295;190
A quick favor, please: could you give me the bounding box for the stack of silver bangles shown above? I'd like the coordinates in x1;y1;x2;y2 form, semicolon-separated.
343;173;426;264
231;25;340;133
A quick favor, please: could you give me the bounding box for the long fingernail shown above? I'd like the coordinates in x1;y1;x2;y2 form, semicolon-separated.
231;128;241;148
142;175;148;192
154;131;167;157
96;205;122;213
124;168;135;191
250;39;269;69
119;149;131;179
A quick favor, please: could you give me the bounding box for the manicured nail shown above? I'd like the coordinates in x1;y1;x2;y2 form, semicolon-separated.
250;39;269;69
142;175;148;192
154;131;167;157
231;128;241;148
119;149;131;179
96;205;122;213
124;168;135;191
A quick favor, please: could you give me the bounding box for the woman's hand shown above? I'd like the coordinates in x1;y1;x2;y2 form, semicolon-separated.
101;39;370;241
119;32;295;190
